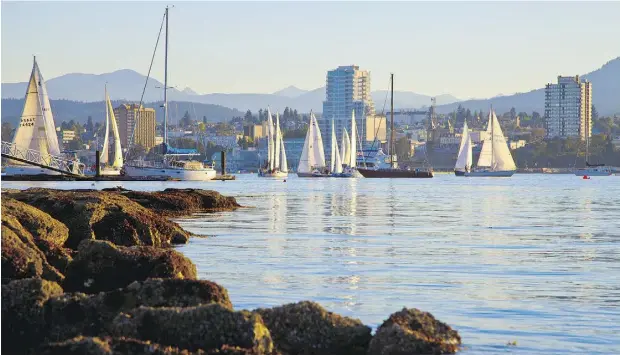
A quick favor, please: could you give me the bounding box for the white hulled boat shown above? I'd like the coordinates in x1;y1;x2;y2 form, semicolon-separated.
574;130;612;177
462;109;516;177
98;85;123;175
259;109;288;178
5;57;62;176
122;7;216;181
297;111;328;177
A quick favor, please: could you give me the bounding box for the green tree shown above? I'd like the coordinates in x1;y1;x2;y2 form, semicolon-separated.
86;116;94;133
509;107;516;120
395;137;412;161
592;105;599;121
244;110;253;122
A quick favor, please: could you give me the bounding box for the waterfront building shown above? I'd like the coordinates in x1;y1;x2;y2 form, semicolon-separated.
544;75;592;140
114;104;156;150
319;65;375;162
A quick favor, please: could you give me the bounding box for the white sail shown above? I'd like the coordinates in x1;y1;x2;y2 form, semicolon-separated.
333;141;343;174
107;92;123;168
279;132;288;172
12;57;61;158
311;113;326;168
490;111;516;171
342;128;351;167
298;112;314;174
476;112;493;168
267;107;274;170
350;110;357;168
274;112;281;170
100;87;111;165
330;118;336;172
455;121;472;171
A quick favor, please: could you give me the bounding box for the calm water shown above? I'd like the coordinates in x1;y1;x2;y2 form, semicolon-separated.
4;174;620;354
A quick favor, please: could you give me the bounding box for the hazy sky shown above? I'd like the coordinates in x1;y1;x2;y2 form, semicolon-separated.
2;1;619;99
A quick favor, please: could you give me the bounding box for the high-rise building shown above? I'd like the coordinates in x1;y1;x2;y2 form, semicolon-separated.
320;65;375;162
544;75;592;140
114;104;157;150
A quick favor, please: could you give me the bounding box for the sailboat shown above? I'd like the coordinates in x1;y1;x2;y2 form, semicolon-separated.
332;111;359;177
357;73;433;178
123;7;216;181
259;108;288;178
5;57;62;176
297;111;328;177
99;86;123;175
454;121;473;176
574;132;612;177
329;118;343;176
463;109;516;177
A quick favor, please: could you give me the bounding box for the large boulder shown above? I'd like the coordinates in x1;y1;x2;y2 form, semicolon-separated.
108;188;241;216
367;308;461;355
63;240;197;293
256;301;371;355
111;304;273;354
40;336;205;355
1;214;64;283
1;278;64;354
45;279;232;342
1;197;69;246
8;188;190;249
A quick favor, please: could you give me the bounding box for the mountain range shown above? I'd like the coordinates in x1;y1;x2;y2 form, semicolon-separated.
2;57;619;117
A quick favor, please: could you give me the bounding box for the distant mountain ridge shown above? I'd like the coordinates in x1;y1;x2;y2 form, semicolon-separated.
1;69;460;112
435;57;620;116
3;57;618;115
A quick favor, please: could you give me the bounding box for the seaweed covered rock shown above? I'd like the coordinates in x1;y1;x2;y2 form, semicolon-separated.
1;214;64;283
1;197;69;246
1;278;64;353
256;301;371;355
367;308;461;355
63;240;197;293
110;188;241;216
7;188;190;249
111;304;273;354
45;279;232;342
40;336;205;355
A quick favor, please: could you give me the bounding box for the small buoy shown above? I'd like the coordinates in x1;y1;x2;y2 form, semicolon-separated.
283;179;287;182
583;175;589;180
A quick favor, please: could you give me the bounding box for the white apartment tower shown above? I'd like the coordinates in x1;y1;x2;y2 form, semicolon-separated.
544;75;592;140
320;65;375;163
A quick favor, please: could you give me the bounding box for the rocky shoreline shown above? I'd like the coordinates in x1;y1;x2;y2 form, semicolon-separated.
2;188;461;355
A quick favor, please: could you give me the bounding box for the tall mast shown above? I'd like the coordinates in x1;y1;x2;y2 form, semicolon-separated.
490;105;494;169
390;73;394;168
163;6;169;146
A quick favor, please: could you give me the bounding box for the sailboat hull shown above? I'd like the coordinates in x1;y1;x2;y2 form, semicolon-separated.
574;167;612;176
464;170;515;177
4;165;62;176
357;168;433;178
259;170;288;178
123;165;217;181
454;170;466;176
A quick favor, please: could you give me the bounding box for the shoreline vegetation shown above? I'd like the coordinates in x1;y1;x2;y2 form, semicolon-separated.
1;188;461;354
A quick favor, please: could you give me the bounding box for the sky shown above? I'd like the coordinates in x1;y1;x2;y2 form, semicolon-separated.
2;1;619;99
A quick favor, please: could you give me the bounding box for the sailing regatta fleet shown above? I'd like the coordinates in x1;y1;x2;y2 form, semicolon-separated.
3;7;614;180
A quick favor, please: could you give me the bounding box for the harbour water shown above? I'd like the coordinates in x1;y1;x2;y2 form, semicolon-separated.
3;174;619;354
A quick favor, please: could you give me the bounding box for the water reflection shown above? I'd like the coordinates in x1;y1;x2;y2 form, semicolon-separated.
4;175;620;354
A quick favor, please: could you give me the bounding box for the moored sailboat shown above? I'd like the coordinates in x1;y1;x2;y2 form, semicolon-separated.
574;130;612;177
122;6;216;181
357;73;433;178
5;57;62;176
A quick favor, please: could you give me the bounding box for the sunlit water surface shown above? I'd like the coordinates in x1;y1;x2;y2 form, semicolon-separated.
4;174;620;354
